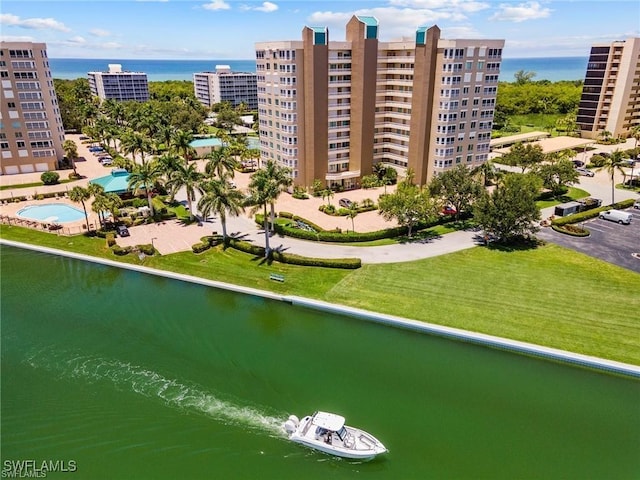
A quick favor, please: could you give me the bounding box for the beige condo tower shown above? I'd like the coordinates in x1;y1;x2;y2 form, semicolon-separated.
577;37;640;140
255;16;504;188
0;41;65;175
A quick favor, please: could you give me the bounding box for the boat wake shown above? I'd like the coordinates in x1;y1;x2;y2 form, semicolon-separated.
24;346;285;437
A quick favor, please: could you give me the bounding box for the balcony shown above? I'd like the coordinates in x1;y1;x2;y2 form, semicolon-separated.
325;170;360;181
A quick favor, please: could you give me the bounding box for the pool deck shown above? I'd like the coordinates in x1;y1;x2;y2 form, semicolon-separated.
2;238;640;379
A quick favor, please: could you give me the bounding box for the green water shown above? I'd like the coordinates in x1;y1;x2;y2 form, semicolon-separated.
1;246;639;479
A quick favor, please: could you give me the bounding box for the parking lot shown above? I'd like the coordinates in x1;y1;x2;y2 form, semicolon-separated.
538;207;640;273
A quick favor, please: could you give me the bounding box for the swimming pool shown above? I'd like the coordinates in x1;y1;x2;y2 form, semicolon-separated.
17;203;86;223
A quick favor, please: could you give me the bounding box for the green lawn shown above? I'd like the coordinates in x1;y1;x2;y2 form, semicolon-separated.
536;187;591;209
2;224;639;365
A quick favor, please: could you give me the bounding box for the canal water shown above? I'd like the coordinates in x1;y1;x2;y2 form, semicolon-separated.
1;246;639;479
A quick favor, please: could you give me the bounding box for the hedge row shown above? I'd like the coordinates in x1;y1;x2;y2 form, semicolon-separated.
259;212;459;243
552;198;635;226
192;235;223;253
224;238;361;269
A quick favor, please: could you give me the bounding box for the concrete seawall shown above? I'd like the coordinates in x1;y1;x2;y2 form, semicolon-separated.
2;239;639;378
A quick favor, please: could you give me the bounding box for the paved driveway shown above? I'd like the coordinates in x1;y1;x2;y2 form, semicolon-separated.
537;207;640;273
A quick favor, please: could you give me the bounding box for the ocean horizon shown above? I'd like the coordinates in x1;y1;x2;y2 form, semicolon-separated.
49;56;588;83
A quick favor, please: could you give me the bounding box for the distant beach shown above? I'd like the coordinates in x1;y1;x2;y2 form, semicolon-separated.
49;56;588;83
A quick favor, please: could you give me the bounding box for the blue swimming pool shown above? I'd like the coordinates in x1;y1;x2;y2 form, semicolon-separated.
17;203;86;223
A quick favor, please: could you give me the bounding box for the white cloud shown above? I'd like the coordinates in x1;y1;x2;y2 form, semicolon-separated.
0;13;71;32
0;34;36;43
202;0;231;11
239;2;278;13
388;0;490;14
489;2;552;22
90;29;111;38
255;2;278;13
66;36;87;45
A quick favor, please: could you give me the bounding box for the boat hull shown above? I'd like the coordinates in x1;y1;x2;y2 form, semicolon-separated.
286;414;387;461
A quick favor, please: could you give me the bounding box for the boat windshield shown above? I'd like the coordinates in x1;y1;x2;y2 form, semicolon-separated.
337;427;348;441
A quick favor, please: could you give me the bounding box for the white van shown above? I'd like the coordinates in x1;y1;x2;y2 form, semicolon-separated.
599;209;632;225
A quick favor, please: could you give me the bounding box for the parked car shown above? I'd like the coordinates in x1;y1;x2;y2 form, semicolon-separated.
633;199;640;210
100;157;113;166
441;206;457;215
571;160;585;168
599;209;632;225
339;198;353;208
116;225;130;237
576;167;595;177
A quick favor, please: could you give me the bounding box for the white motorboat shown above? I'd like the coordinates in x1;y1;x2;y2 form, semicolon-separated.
284;411;387;460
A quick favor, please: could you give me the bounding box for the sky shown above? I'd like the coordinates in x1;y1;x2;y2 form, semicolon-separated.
1;0;639;59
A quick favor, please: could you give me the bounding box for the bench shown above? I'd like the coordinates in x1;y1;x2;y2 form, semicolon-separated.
269;273;285;282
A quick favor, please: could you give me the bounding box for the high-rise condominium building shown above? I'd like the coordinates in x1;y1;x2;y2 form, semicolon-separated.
577;37;640;140
88;64;149;102
193;65;258;110
0;41;65;175
255;16;504;188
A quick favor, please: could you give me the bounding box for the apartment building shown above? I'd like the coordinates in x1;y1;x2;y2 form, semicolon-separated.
193;65;258;110
577;37;640;140
0;41;65;175
88;64;149;102
255;16;504;188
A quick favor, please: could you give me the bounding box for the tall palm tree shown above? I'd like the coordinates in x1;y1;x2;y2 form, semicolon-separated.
128;161;163;216
205;147;237;180
596;149;628;204
62;139;79;175
167;162;203;219
630;124;640;187
261;159;292;232
198;179;245;241
246;171;277;257
69;186;91;232
347;201;359;233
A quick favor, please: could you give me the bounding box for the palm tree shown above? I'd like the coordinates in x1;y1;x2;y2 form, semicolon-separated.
630;124;640;187
246;171;277;257
69;186;91;232
128;161;163;216
596;149;628;204
205;147;237;180
62;139;79;175
170;129;195;161
322;188;334;207
121;130;152;165
346;201;359;233
156;153;185;201
167;162;203;220
198;179;245;241
261;159;292;232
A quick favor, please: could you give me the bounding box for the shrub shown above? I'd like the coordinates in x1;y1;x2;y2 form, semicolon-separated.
95;228;117;238
588;155;607;168
551;224;589;237
552;198;635;226
191;242;211;254
226;238;266;257
68;172;82;180
40;171;60;185
106;233;116;247
111;245;130;256
35;194;45;200
137;244;155;256
292;186;309;199
361;174;380;189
